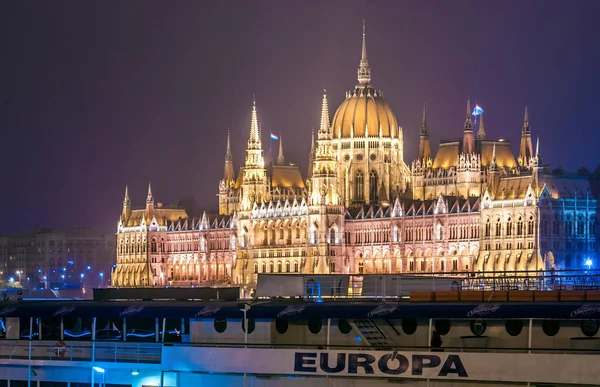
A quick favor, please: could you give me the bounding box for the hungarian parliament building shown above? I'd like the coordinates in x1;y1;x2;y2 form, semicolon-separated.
112;28;598;289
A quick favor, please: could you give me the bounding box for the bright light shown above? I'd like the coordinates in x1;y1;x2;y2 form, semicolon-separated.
130;370;139;376
99;272;104;277
8;277;14;283
80;273;84;278
87;266;91;270
93;366;105;373
38;269;41;273
586;258;593;269
61;275;65;279
43;276;47;280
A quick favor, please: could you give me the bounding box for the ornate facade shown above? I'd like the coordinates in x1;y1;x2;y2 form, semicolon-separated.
112;25;598;289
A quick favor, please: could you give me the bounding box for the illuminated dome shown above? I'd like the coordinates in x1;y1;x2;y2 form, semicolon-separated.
330;23;399;139
331;86;399;139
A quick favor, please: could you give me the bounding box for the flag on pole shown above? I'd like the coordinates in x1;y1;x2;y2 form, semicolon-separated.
270;133;279;140
472;104;484;116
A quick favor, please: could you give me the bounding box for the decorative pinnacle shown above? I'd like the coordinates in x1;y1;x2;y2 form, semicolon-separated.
124;185;130;205
225;129;232;160
421;103;428;136
146;182;153;203
319;88;330;138
464;97;473;130
477;112;486;140
277;135;284;164
523;105;530;133
357;20;371;86
249;96;261;147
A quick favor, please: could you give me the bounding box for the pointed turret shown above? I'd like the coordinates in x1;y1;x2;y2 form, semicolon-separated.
122;185;131;220
519;105;533;167
357;21;371;86
418;102;431;160
145;182;154;212
462;98;474;154
244;97;265;169
223;130;235;181
277;136;285;165
248;96;262;150
318;89;330;140
477;112;486;140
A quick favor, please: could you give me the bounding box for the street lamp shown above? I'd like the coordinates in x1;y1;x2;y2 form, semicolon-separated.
586;258;593;271
99;272;104;288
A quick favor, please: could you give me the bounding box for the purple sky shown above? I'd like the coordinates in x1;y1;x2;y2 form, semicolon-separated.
1;0;600;233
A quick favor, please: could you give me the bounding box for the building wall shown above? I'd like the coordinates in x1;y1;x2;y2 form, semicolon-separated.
2;228;114;289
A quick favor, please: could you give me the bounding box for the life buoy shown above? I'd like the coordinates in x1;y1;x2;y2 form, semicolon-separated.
53;340;66;357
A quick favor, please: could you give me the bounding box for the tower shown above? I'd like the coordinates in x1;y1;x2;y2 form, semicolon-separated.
418;103;431;161
219;130;236;215
145;182;154;214
122;185;131;221
241;97;269;210
357;20;371;86
308;89;343;275
277;136;285;165
519;105;533;168
477;112;486;140
462;98;474;154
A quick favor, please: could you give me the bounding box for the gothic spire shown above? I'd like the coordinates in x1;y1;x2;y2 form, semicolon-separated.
226;129;232;160
277;136;285;165
477;112;486;140
523;104;530;133
248;96;261;149
319;89;330;139
123;185;130;206
146;182;153;203
418;102;431;161
462;97;474;154
464;97;473;130
357;20;371;86
519;104;533;167
421;102;428;136
223;129;235;181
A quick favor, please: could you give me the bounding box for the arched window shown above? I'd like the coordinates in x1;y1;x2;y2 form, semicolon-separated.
295;225;300;239
150;239;157;253
285;261;291;272
277;261;282;273
261;262;266;273
253;263;258;274
590;219;596;236
436;223;443;241
269;262;274;273
506;217;512;236
495;218;502;237
485;218;491;237
528;216;535;235
369;170;378;202
577;215;585;235
279;226;284;240
553;214;560;235
565;215;573;236
294;261;299;272
517;217;523;235
355;171;364;201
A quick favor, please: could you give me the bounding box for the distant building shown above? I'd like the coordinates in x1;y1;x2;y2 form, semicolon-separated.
4;227;115;289
113;25;598;289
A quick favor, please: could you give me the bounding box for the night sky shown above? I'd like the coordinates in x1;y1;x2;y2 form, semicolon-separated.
2;0;600;234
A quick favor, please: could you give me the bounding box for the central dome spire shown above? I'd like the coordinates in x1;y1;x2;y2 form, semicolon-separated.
357;20;371;86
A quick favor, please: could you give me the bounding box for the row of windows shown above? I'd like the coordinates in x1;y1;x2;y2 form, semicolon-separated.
254;261;300;273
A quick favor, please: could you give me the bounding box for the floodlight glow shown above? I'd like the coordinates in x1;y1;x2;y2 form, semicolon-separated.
93;366;105;373
131;370;139;376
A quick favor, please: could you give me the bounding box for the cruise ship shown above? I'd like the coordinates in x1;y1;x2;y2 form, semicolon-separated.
1;272;600;387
